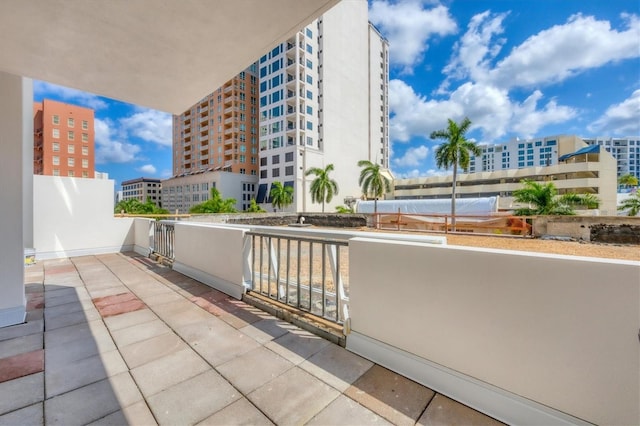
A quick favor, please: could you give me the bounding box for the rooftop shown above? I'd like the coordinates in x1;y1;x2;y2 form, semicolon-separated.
0;252;501;425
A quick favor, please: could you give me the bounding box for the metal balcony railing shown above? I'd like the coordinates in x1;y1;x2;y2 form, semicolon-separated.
151;221;175;260
247;231;349;324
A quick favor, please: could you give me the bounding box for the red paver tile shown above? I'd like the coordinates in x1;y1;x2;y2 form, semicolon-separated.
198;290;229;304
97;299;146;318
26;293;45;310
93;292;139;309
0;349;44;383
190;296;225;316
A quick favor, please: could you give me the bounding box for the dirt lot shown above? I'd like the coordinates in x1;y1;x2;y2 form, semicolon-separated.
429;233;640;261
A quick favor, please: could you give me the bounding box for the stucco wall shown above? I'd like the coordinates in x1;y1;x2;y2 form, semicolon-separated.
34;175;134;259
348;237;640;425
172;223;247;299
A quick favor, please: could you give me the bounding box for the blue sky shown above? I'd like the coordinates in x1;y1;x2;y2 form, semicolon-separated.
34;0;639;185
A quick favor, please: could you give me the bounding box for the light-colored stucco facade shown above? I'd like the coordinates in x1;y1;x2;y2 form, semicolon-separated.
161;171;258;213
583;136;640;181
120;177;162;208
393;137;618;215
256;0;389;212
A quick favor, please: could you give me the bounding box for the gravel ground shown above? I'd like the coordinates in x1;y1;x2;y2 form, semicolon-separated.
428;233;640;261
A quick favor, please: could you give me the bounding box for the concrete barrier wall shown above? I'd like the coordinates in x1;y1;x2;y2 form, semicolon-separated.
533;215;640;242
173;223;247;299
133;218;153;256
34;175;134;259
347;237;639;425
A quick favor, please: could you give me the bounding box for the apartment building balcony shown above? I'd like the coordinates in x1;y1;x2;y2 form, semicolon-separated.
223;96;238;106
223;85;237;94
0;177;637;425
223;106;238;116
224;127;238;136
223;117;237;125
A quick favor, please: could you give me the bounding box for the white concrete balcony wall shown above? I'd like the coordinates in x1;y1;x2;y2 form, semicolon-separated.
347;237;639;426
133;218;154;256
34;175;135;259
172;223;248;300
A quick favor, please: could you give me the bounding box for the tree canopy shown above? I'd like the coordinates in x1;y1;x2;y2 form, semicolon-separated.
245;198;266;213
270;181;294;212
618;173;639;188
430;117;480;230
114;198;168;215
618;191;640;216
306;164;339;212
357;160;391;215
189;188;237;213
513;180;600;216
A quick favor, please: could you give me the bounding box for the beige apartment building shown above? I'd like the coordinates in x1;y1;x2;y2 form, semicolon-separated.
120;177;162;208
172;65;259;177
393;136;618;215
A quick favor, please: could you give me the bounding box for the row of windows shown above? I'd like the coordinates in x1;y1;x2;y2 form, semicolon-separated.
52;129;89;141
51;156;89;168
52;143;90;155
52;170;89;178
52;116;89;130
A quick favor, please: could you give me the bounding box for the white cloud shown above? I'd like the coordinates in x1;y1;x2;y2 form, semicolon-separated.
137;164;157;174
160;169;173;178
511;91;577;138
488;13;640;89
393;169;423;179
393;145;429;167
120;108;172;147
34;81;108;110
94;118;141;164
369;0;457;73
588;90;640;135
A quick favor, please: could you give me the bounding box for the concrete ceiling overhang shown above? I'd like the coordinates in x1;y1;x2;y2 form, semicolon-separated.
0;0;339;114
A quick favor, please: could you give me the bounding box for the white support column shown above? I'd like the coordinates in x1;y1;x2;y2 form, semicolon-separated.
0;71;31;327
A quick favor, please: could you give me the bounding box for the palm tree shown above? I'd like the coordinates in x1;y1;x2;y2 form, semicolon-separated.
305;164;339;212
269;181;293;212
430;117;480;231
357;160;391;218
618;191;640;216
513;180;600;216
618;173;639;189
189;188;237;213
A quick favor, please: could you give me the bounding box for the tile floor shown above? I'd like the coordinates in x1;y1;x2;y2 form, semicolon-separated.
0;252;503;425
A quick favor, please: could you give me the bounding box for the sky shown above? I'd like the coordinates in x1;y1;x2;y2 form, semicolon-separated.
34;0;640;185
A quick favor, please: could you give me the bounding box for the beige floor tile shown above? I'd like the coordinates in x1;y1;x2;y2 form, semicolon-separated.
140;290;185;307
345;365;435;426
88;400;157;426
248;367;339;425
111;319;170;348
307;395;393;425
300;343;374;392
130;347;209;397
0;402;43;426
45;372;143;426
264;329;330;365
44;306;102;331
217;346;294;394
46;349;128;398
147;370;241;425
416;394;504;426
119;332;188;369
45;333;116;366
196;398;273;426
103;308;158;331
150;299;212;328
239;318;296;344
0;372;44;415
44;319;111;350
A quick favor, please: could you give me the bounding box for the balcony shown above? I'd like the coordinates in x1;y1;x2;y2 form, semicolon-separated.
0;176;637;426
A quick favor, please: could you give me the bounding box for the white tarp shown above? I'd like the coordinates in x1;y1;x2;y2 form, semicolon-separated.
355;197;499;215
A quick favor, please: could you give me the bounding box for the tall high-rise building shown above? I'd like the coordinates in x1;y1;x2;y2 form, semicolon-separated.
255;0;389;211
33;99;95;178
582;137;640;180
172;65;260;177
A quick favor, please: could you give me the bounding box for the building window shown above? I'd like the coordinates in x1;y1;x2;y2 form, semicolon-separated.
82;171;88;178
82;120;88;130
68;170;75;177
285;166;294;176
52;156;60;165
52;115;60;125
53;169;59;176
68;144;75;154
68;118;74;127
260;170;267;178
240;168;246;174
52;128;60;138
53;142;60;152
82;133;88;142
68;131;75;140
272;155;280;164
260;157;267;166
285;152;294;162
68;158;75;167
82;146;89;155
272;168;280;177
82;159;88;168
